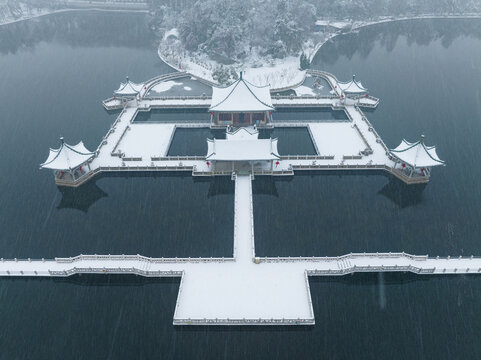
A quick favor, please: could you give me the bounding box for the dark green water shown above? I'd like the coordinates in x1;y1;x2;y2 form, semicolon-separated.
167;127;316;156
1;13;481;359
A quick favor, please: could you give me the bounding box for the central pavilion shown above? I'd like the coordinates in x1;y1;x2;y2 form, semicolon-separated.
209;72;274;128
205;127;280;173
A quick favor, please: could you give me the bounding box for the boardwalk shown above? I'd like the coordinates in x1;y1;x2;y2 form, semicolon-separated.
1;175;480;325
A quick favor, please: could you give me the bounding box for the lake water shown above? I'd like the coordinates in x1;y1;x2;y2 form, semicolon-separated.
0;13;481;359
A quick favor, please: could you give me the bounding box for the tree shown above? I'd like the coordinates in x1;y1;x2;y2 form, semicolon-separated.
299;52;310;70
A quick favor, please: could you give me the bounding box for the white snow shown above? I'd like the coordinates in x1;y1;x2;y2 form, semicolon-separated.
391;138;445;167
183;86;192;91
309;123;366;158
41;140;94;170
295;85;316;96
116;123;175;158
149;80;183;93
163;28;179;41
210;78;273;112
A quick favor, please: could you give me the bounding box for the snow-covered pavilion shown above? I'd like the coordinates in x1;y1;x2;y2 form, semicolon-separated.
114;76;144;98
338;75;368;97
40;137;95;184
209;72;274;128
389;135;445;178
205;127;280;173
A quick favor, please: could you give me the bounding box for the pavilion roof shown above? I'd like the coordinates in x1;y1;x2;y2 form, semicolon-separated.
206;127;280;161
40;138;95;170
114;76;143;96
209;74;274;112
338;75;368;94
390;136;445;168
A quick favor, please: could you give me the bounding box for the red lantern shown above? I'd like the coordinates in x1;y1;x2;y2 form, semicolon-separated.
402;163;406;168
275;161;280;167
365;93;369;97
206;161;210;167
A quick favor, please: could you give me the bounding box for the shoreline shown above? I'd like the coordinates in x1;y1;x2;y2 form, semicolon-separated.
158;13;481;89
0;7;148;27
310;14;481;62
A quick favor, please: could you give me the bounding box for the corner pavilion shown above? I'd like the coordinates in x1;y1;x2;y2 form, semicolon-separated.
209;73;274;128
40;137;95;184
114;76;144;102
338;75;368;98
389;135;445;179
205;127;280;173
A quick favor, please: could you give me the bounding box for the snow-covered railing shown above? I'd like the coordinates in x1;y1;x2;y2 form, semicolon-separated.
111;125;130;157
248;174;256;259
48;268;183;277
352;123;373;155
145;95;211;101
280;155;335;160
151;155;205;161
271;75;307;94
254;252;429;263
343;155;363;160
173;318;314;325
356;107;389;153
55;254;234;264
254;169;294;176
272;95;337;100
306;266;436;275
306;69;341;95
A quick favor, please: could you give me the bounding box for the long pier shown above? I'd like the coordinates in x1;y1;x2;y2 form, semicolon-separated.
3;175;479;325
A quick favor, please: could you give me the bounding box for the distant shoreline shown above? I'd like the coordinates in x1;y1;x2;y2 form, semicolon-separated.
310;14;481;61
0;7;148;27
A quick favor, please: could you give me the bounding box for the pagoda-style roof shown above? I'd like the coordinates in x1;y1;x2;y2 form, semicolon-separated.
206;127;280;161
338;75;368;94
390;135;445;168
209;73;274;112
40;137;95;171
114;76;143;96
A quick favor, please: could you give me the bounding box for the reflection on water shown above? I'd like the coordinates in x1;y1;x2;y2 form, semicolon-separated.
313;18;481;65
0;11;155;55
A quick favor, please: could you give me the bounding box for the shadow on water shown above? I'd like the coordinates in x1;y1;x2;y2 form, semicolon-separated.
56;172;235;212
309;272;434;287
378;178;426;208
252;176;294;197
174;325;313;333
0;274;180;287
57;181;108;213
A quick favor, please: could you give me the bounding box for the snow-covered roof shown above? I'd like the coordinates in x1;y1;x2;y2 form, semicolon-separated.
338;75;368;94
390;136;445;168
40;137;95;170
114;76;143;96
210;73;274;112
206;127;280;161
